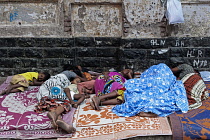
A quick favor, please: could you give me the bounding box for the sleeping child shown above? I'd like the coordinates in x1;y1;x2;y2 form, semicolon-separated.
0;71;50;95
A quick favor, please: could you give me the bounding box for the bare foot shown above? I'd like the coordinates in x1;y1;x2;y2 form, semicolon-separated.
0;90;6;96
47;111;58;129
72;104;78;108
5;86;12;94
92;97;100;110
56;119;76;134
137;112;158;117
85;94;90;99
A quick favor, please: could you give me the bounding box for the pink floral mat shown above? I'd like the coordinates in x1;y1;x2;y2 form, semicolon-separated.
0;80;76;139
58;96;172;140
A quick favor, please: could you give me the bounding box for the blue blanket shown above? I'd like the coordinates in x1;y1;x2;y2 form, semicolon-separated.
112;63;189;117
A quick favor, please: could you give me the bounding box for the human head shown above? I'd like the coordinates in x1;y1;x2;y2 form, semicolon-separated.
169;57;184;68
38;72;51;81
121;69;134;79
70;77;81;84
63;64;83;77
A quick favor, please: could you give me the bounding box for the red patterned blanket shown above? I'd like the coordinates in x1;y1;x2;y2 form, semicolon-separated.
0;77;75;139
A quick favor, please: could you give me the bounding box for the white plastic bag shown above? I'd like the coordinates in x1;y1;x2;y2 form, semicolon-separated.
166;0;184;24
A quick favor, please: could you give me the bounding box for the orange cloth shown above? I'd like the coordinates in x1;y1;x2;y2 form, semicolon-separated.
83;72;92;81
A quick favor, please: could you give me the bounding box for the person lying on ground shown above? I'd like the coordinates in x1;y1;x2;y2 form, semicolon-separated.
90;69;133;110
77;79;95;95
169;58;209;110
111;63;189;117
76;65;102;80
0;71;50;95
67;77;87;108
35;72;77;134
94;68;133;97
62;64;87;82
90;87;126;111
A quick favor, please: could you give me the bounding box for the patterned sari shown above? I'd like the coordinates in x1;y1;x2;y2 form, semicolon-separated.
94;72;126;96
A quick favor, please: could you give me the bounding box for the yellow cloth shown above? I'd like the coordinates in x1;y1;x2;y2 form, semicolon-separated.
67;84;79;94
19;72;38;82
10;75;29;91
116;89;125;102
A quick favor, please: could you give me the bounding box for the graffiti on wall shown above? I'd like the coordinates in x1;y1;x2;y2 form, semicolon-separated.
10;10;18;22
0;3;57;25
150;39;166;46
187;49;208;68
150;39;208;68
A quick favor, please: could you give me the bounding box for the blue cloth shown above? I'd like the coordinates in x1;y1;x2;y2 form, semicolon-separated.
200;71;210;81
112;63;189;117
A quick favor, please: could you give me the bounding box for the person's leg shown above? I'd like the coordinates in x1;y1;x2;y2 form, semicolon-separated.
100;98;122;105
5;84;23;94
72;94;85;108
47;106;65;129
137;112;158;117
92;90;119;110
56;115;76;133
9;88;22;93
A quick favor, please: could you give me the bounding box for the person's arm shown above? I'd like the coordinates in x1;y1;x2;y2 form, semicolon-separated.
171;67;179;73
29;78;44;86
76;65;87;79
64;88;76;104
171;67;181;79
77;84;85;94
121;69;133;79
76;75;87;82
127;72;133;79
103;71;110;81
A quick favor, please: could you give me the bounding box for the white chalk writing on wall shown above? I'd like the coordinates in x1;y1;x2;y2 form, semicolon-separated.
150;40;208;68
175;40;184;47
186;49;203;57
150;40;184;47
193;60;208;68
187;49;207;68
150;40;166;46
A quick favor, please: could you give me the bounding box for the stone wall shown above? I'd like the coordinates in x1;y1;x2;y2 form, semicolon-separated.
0;0;209;76
0;37;209;76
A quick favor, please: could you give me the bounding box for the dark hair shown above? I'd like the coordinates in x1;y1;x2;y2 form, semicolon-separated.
62;64;83;77
42;72;51;81
69;77;75;82
130;70;134;79
73;69;83;77
169;57;184;68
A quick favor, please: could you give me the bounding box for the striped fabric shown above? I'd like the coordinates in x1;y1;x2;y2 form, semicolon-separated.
181;73;209;110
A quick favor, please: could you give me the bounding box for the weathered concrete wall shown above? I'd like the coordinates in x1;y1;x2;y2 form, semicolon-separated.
0;0;64;37
0;0;209;38
71;3;122;37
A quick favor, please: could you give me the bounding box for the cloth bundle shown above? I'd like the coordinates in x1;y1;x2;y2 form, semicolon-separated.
166;0;184;24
